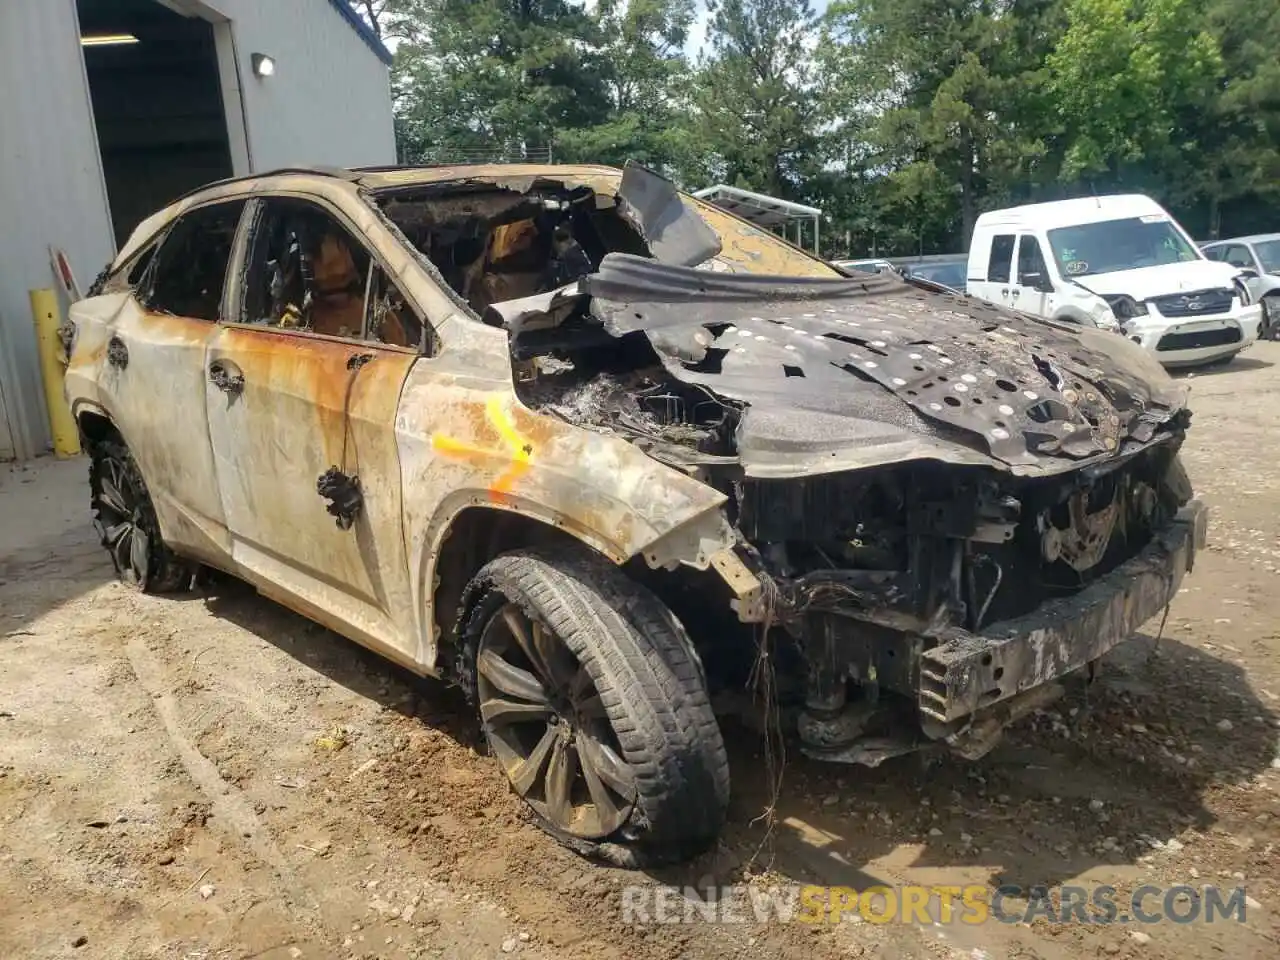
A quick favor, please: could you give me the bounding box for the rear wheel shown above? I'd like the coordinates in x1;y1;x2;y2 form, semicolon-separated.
461;546;730;867
89;439;191;593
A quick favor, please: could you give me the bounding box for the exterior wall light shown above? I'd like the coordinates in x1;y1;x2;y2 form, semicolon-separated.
251;53;276;78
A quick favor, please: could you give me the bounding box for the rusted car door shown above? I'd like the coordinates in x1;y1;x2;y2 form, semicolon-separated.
204;195;421;666
93;199;248;565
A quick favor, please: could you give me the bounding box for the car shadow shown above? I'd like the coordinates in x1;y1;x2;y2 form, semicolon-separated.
1173;355;1274;378
646;632;1277;912
0;525;117;641
196;573;485;752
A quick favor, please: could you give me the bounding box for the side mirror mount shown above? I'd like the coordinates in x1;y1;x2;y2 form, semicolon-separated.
1237;268;1259;280
1022;271;1055;293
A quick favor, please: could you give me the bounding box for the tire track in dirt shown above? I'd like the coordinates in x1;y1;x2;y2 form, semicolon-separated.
124;627;323;922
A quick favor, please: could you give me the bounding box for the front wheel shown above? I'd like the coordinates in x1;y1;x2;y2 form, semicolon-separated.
1262;297;1280;341
88;439;191;593
460;546;730;867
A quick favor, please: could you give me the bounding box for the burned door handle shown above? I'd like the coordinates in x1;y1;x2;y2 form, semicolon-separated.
208;359;245;396
106;336;128;369
1000;288;1010;297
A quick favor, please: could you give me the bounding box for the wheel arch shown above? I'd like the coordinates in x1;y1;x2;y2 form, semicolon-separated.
74;402;127;449
1051;304;1093;326
420;489;737;680
424;500;602;681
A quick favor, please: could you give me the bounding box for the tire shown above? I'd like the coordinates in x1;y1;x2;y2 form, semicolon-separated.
1263;296;1280;341
459;545;730;867
88;439;191;593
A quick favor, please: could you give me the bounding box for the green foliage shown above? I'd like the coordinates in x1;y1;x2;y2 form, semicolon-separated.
554;0;697;169
356;0;1280;254
1047;0;1222;181
676;0;821;197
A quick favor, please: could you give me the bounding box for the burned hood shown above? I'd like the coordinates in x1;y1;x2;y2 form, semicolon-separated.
583;254;1189;476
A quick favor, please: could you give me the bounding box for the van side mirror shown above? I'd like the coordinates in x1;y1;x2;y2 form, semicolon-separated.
1022;271;1054;293
1237;268;1258;280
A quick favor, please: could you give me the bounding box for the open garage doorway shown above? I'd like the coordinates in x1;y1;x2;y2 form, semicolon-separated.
77;0;236;246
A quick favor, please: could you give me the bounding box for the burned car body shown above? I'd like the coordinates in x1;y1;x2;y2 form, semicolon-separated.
64;162;1206;866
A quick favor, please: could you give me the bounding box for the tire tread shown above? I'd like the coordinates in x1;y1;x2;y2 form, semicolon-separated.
462;545;730;866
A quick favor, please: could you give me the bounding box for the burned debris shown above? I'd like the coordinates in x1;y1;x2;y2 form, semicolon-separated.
316;466;363;530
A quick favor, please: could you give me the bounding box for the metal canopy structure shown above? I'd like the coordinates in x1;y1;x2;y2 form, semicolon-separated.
691;184;822;253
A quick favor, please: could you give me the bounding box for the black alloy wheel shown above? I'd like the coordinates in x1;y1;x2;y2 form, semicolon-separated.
476;601;636;838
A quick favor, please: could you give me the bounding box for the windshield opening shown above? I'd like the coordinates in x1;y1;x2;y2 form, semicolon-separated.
1254;240;1280;274
375;173;835;318
1046;217;1200;278
909;262;966;289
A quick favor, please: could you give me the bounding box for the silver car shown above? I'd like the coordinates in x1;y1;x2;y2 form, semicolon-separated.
1202;234;1280;339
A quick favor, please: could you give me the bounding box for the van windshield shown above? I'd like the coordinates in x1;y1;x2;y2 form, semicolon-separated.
1046;216;1200;278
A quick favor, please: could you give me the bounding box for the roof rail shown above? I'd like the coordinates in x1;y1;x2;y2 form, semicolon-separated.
169;165;361;205
349;161;557;172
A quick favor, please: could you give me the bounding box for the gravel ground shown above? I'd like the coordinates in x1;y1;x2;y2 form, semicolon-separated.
1;342;1278;960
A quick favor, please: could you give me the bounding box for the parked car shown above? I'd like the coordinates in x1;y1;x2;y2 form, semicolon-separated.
968;195;1262;367
899;256;968;292
1201;234;1280;340
65;162;1207;866
832;257;896;275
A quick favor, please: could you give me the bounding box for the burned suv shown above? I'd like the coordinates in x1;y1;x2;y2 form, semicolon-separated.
66;162;1207;866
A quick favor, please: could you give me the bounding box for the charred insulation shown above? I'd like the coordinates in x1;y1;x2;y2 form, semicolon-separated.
516;351;743;464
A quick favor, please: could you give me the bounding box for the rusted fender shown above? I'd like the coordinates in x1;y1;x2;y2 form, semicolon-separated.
395;321;735;666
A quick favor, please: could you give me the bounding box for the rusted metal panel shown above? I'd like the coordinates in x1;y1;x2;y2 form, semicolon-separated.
394;320;734;668
365;164;624;191
67;293;230;564
205;325;419;661
685;198;836;278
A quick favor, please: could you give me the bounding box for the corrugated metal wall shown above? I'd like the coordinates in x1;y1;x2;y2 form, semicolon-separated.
0;0;395;460
0;0;116;460
219;0;396;170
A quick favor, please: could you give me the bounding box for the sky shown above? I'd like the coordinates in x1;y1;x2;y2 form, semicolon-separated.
684;0;833;59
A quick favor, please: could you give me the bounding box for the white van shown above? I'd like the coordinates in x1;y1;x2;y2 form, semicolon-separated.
967;195;1262;367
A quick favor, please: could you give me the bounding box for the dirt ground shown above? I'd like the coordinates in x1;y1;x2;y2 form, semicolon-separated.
2;343;1278;960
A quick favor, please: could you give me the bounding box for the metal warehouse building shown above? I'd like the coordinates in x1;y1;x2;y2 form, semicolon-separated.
0;0;396;460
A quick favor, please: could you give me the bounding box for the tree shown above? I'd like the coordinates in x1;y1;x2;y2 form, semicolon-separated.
392;1;606;162
348;0;389;37
345;0;429;42
680;0;822;198
554;0;697;169
1046;0;1221;186
1194;0;1280;236
365;0;1280;252
819;1;1058;249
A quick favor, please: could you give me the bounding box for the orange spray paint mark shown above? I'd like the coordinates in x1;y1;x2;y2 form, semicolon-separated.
431;395;534;501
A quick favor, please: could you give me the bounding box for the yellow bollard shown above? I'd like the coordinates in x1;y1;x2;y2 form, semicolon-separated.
30;287;81;458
